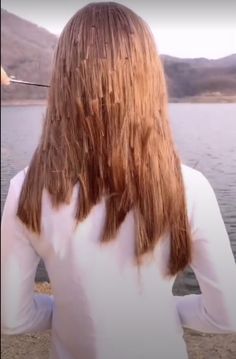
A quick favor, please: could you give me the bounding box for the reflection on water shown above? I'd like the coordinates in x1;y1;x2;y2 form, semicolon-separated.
1;104;236;292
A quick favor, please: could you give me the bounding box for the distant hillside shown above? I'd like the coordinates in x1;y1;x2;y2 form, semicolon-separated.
162;54;236;99
1;9;236;102
1;9;57;101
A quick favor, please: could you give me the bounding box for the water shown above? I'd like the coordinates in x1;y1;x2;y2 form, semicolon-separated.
1;104;236;292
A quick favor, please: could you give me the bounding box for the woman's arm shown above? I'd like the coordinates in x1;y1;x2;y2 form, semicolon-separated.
1;178;53;335
174;172;236;333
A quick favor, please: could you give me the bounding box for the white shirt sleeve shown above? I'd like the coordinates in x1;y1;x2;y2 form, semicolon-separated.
174;172;236;333
1;179;53;335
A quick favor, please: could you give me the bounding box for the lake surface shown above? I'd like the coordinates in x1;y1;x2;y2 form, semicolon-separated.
1;104;236;292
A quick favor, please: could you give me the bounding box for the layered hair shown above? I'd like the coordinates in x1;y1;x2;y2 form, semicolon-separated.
17;2;192;275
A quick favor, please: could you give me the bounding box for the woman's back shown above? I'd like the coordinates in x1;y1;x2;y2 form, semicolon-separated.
3;163;235;359
1;3;236;359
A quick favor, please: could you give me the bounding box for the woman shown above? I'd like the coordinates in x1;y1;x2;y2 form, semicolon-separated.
1;3;236;359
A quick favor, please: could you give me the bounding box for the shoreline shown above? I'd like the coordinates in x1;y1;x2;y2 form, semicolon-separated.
1;282;236;359
1;96;236;107
1;99;48;106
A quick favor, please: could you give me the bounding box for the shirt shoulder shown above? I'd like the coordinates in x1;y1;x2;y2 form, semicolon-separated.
181;163;206;185
10;167;28;183
180;163;217;227
9;167;28;197
181;163;213;195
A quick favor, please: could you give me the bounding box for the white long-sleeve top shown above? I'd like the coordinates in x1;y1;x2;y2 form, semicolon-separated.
1;164;236;359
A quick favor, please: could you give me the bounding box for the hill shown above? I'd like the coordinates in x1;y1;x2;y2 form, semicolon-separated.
162;54;236;100
1;9;57;101
1;9;236;102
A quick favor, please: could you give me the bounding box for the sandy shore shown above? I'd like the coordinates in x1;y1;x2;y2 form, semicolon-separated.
1;282;236;359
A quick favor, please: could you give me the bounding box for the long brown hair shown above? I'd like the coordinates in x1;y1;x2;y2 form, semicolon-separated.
17;2;192;275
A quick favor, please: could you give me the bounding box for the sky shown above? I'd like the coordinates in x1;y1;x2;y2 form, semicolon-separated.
2;0;236;59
